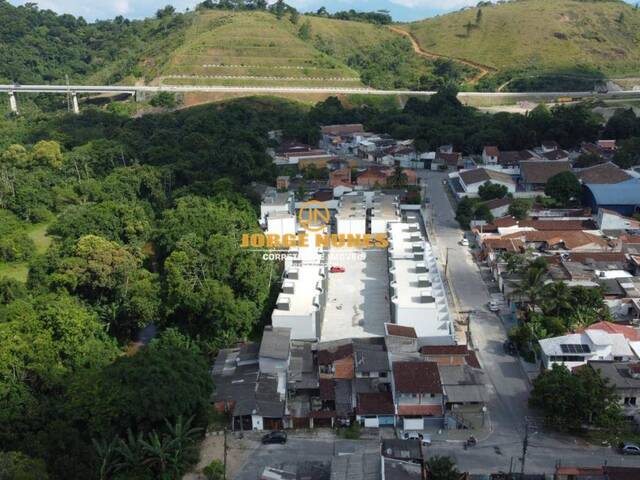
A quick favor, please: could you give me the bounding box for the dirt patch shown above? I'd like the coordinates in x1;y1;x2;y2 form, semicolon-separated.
183;431;259;480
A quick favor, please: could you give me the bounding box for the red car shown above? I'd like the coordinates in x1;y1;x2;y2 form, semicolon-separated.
330;266;345;273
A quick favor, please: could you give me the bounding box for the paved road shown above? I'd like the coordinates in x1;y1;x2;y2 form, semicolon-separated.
3;84;640;100
419;170;640;473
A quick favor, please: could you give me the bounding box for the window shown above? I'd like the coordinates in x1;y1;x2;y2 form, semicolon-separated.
380;372;388;378
624;397;637;406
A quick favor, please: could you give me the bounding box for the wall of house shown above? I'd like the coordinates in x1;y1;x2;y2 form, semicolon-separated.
397;393;443;406
251;415;264;431
464;180;516;195
272;312;317;340
267;215;296;236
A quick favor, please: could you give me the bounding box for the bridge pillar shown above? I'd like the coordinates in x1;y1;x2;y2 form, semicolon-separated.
8;91;18;114
71;92;80;114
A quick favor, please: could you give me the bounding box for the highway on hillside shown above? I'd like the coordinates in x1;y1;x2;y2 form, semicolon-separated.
2;83;640;100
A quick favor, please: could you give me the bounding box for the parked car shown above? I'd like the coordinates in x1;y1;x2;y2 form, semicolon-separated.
460;238;469;246
401;431;431;446
620;442;640;455
488;301;500;312
262;431;287;444
330;266;345;273
503;340;517;356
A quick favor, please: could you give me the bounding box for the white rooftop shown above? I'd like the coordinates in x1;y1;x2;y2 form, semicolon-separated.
273;247;325;318
388;222;453;340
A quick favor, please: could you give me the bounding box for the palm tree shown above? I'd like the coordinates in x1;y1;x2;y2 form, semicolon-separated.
140;431;178;478
387;164;408;188
542;281;572;317
164;415;202;469
116;429;146;471
425;455;461;480
93;437;121;480
513;264;547;317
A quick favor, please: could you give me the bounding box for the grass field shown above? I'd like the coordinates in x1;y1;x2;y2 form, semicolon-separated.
406;0;640;78
0;222;51;282
158;11;365;88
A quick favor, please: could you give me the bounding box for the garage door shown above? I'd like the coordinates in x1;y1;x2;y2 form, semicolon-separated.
364;417;379;428
403;418;423;431
378;416;395;427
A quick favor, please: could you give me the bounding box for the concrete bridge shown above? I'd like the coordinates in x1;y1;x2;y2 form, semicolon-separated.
3;83;640;114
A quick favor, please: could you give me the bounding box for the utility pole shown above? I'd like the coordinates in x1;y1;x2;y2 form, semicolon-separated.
520;418;529;477
223;427;228;480
444;247;450;276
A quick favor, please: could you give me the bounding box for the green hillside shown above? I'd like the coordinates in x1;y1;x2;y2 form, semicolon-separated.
405;0;640;89
156;10;444;89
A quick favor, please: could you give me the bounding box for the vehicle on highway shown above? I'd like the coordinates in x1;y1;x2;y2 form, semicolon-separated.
330;266;345;273
620;442;640;455
262;431;287;444
460;238;469;246
503;339;517;356
488;300;500;312
401;431;431;446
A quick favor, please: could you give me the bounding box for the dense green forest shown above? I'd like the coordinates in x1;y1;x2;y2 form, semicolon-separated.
0;0;189;85
1;91;639;478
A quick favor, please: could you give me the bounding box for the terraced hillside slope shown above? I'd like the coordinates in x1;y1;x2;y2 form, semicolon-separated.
404;0;640;90
154;10;461;90
158;11;359;87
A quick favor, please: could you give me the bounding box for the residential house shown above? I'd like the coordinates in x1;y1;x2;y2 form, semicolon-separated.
498;150;537;170
588;361;640;419
329;167;352;188
484;197;513;218
456;168;516;197
276;175;290;190
576;162;632;185
392;361;444;430
519;160;571;191
381;439;423;465
538;330;637;370
330;452;381;480
384;323;418;354
499;230;610;253
598;139;617;152
482;146;499;165
212;341;286;431
259;326;291;377
541;140;560;153
355;168;388;188
596;208;640;232
432;151;462;171
419;344;481;368
356;391;396;428
556;466;640;480
541;149;570;161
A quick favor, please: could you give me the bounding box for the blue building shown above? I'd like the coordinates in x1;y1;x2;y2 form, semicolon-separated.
583;178;640;216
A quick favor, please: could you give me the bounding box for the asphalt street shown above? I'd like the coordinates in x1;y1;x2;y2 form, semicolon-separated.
419;169;640;473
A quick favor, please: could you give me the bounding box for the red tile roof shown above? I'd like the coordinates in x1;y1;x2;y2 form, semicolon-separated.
484;146;499;156
576;321;640;341
318;343;353;365
393;361;442;394
397;405;443;416
356;392;395;415
385;324;417;338
420;345;469;355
